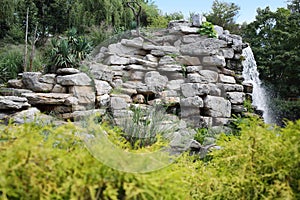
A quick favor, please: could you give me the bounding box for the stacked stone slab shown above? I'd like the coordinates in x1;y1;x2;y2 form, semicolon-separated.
0;20;251;128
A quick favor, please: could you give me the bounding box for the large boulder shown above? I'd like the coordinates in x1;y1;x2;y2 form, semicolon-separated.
203;96;231;118
22;72;54;92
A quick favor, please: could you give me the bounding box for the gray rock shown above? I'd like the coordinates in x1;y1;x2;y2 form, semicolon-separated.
71;109;106;121
110;94;132;103
8;79;23;88
143;44;179;54
175;56;201;66
232;105;247;113
22;93;72;105
192;14;206;27
130;71;145;81
0;88;33;97
204;96;231;118
199;70;219;83
103;54;130;65
90;63;113;82
56;68;80;75
222;84;244;92
219;74;236;84
0;96;30;110
213;25;224;37
182;34;204;44
129;57;157;68
39;74;56;84
97;94;110;107
158;56;176;66
108;43;137;55
120;37;144;48
181;96;204;107
64;96;79;106
202;55;226;67
144;54;158;63
219;48;234;59
94;80;112;95
110;96;128;110
12;107;53;124
125;64;148;71
69;86;95;106
180;26;199;34
186;66;203;73
166;79;185;91
144;71;168;92
168;19;191;29
57;73;92;86
51;84;67;93
227;92;245;104
180;83;210;97
22;72;54;92
150;50;165;57
158;64;182;72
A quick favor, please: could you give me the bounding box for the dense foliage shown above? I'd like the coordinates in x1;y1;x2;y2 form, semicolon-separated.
242;1;300;123
205;0;241;33
0;117;299;199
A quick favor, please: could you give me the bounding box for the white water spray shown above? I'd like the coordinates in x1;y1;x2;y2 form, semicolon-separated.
242;46;273;124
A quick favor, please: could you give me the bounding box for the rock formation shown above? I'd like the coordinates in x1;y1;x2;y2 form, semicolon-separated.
0;20;251;129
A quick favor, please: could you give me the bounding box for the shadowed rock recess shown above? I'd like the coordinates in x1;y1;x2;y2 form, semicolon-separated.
0;20;250;129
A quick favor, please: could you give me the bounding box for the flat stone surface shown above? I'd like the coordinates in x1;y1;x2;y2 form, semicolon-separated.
0;96;30;110
22;93;72;105
57;73;92;86
219;74;236;84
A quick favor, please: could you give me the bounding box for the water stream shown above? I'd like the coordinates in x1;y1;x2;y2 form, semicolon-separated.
242;46;273;124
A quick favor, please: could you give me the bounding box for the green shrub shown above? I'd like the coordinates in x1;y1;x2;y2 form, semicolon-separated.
191;117;300;199
0;46;23;83
197;21;217;38
0;117;299;199
47;28;92;70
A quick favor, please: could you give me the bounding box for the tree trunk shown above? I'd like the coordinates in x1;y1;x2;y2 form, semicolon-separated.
29;24;38;72
23;8;29;72
126;1;142;35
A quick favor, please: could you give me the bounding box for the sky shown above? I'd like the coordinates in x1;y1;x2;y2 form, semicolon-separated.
153;0;288;23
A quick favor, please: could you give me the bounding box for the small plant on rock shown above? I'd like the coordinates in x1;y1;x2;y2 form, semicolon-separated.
197;21;217;38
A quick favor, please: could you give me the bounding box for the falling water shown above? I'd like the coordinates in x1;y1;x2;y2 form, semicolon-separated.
242;46;273;124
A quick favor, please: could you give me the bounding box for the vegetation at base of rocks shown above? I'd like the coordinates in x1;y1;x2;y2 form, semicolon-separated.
197;22;217;38
115;105;177;149
0;117;299;199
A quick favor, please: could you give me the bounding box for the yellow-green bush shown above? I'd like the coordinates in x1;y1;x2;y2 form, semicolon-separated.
0;118;299;199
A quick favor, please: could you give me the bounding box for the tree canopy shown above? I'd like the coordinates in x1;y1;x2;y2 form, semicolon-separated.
205;0;240;33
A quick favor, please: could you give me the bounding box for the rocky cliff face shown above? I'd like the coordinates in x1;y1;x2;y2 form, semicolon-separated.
0;20;250;128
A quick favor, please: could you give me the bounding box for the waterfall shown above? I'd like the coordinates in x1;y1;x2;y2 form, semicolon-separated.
242;46;273;124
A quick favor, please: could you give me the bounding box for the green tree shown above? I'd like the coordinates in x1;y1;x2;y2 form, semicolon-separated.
205;0;240;32
242;5;300;123
243;7;300;98
287;0;300;13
